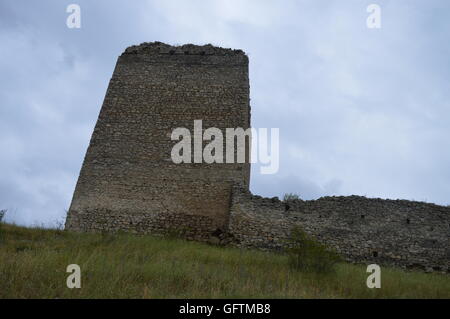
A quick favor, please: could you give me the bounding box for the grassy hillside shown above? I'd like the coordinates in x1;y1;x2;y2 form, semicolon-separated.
0;223;449;298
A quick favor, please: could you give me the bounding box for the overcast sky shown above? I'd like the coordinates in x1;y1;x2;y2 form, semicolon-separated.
1;0;450;226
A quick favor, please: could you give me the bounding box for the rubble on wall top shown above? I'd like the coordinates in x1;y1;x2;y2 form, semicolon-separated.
233;184;449;209
122;41;247;56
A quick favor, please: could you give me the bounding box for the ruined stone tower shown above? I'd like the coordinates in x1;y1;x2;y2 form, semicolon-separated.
65;42;250;239
65;42;449;272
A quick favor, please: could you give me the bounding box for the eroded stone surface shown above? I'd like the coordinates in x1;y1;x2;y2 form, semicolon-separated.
65;42;250;238
66;42;449;272
229;185;450;272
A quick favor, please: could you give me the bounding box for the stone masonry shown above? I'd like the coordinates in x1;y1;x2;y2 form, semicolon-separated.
66;42;449;272
228;185;450;272
65;42;250;240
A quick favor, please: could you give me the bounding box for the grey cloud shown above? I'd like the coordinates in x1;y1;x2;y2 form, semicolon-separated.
1;0;449;226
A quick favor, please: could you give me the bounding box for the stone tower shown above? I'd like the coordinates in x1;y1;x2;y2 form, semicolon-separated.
65;42;250;240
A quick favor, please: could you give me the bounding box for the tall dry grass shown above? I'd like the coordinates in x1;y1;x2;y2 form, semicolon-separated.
0;223;448;298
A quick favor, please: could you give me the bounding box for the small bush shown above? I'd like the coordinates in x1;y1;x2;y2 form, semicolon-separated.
283;193;300;201
287;226;341;274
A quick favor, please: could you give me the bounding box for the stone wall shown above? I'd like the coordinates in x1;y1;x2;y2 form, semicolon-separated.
65;42;250;236
228;186;450;272
65;42;449;272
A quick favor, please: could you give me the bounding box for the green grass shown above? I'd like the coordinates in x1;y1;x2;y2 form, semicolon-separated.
0;223;448;299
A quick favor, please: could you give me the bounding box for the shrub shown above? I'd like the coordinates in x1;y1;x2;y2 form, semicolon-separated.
286;226;341;274
283;193;300;201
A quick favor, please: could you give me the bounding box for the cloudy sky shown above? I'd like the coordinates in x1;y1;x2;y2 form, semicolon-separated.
1;0;449;226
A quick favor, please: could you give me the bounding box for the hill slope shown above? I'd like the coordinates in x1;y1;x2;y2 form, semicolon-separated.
0;223;448;298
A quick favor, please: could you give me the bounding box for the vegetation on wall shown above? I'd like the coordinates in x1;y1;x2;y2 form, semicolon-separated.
286;226;341;274
283;193;300;201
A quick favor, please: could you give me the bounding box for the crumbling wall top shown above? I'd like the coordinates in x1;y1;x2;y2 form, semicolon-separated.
122;41;247;57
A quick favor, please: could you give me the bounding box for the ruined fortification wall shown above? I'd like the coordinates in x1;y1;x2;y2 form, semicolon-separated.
228;186;450;272
66;42;448;272
65;42;250;239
